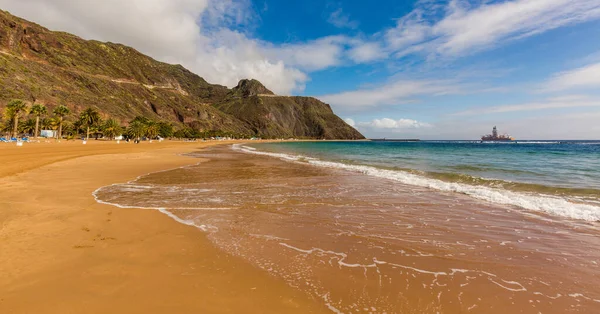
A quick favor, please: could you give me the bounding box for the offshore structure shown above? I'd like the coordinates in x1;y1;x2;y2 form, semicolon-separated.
481;126;514;141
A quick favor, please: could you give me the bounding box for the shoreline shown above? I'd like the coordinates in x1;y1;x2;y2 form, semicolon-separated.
96;144;600;312
0;140;328;313
243;141;600;222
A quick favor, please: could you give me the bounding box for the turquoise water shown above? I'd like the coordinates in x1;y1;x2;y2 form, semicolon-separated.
245;140;600;221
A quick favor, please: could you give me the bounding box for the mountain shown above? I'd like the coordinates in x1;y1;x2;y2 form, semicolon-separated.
216;80;363;139
0;10;363;139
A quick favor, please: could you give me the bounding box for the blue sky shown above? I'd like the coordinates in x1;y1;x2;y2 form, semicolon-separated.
3;0;600;139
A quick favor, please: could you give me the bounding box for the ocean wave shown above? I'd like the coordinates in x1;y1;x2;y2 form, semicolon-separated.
425;172;600;198
233;144;600;222
439;164;543;176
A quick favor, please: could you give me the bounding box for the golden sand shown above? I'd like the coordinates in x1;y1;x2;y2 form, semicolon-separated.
0;140;327;313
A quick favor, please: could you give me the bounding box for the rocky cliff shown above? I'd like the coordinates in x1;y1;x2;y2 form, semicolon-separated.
0;10;363;139
216;80;363;139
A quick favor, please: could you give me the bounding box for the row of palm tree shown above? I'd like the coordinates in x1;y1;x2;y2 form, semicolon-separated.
124;117;172;141
3;99;73;139
2;100;107;140
4;99;271;141
2;99;179;141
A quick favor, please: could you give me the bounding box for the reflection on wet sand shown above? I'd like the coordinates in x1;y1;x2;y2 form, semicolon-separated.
96;146;600;313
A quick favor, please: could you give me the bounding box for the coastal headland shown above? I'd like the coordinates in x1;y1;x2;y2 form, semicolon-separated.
0;140;328;314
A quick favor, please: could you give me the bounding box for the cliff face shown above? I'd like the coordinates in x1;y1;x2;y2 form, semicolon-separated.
0;10;363;139
230;79;275;97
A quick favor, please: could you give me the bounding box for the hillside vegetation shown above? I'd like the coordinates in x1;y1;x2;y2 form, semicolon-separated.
0;10;363;139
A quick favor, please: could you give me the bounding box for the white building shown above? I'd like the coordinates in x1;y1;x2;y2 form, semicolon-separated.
40;130;57;138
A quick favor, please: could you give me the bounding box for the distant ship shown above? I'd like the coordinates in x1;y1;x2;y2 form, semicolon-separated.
481;126;514;141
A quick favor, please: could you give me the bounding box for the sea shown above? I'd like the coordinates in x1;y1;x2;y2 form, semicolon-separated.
94;140;600;313
249;140;600;221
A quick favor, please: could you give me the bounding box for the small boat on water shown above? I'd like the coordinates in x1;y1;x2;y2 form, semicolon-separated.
481;126;514;141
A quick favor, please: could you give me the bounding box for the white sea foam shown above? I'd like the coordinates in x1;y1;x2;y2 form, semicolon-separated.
234;145;600;222
93;187;219;232
241;145;256;151
249;233;290;241
91;160;220;232
278;242;537;295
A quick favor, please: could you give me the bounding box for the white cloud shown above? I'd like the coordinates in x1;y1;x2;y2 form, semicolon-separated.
434;0;600;55
262;36;347;71
385;0;600;58
327;8;359;29
321;0;600;112
194;29;311;93
0;0;334;94
543;62;600;92
343;118;356;127
1;0;207;60
3;0;600;97
319;79;462;111
453;95;600;115
342;117;432;138
347;42;387;63
358;118;432;130
385;9;431;51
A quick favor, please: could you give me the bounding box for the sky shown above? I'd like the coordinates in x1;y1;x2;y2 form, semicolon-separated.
1;0;600;139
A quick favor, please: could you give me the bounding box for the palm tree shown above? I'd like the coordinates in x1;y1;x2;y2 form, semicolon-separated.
20;118;37;136
41;117;55;130
30;103;47;138
53;105;70;139
44;117;60;139
157;121;174;138
1;113;17;138
102;118;122;140
126;120;147;142
6;99;28;138
145;121;159;139
72;118;84;137
79;107;101;141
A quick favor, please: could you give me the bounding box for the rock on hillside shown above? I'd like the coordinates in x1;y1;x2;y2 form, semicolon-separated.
214;89;364;140
230;79;274;97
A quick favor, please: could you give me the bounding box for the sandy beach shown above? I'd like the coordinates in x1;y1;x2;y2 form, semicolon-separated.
2;140;599;313
0;140;328;313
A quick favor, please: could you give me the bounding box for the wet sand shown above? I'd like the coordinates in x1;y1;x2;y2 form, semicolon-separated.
0;140;328;313
97;146;600;313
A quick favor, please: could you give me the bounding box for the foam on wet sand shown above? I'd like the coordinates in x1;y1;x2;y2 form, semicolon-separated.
94;144;600;313
0;140;328;314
